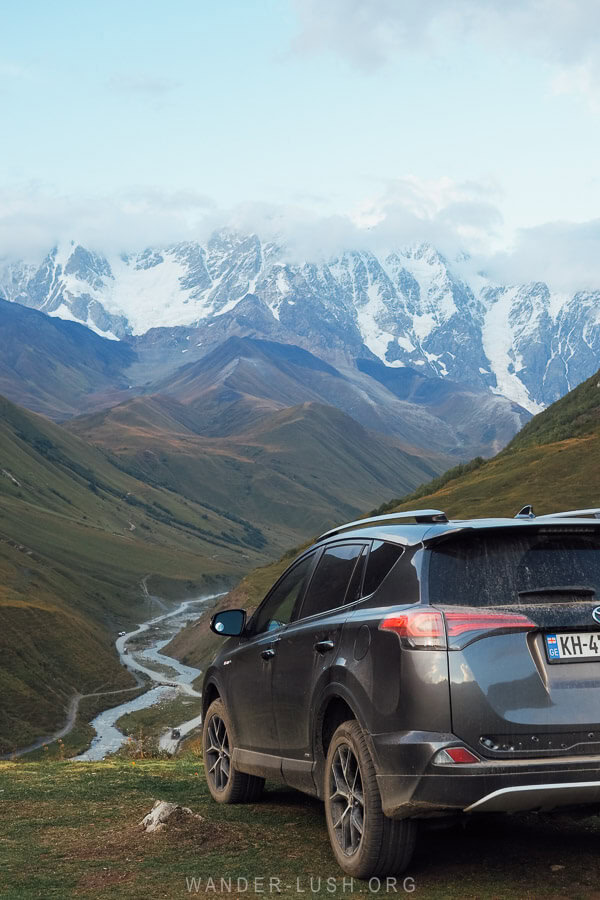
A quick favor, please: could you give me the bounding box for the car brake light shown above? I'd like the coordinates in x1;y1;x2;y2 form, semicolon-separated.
444;611;535;637
380;610;446;649
380;609;535;649
434;747;480;765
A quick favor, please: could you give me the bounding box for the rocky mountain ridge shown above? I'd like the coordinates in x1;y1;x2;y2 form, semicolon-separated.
3;233;599;414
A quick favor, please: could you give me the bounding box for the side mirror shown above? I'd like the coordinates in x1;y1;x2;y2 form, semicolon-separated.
210;609;246;637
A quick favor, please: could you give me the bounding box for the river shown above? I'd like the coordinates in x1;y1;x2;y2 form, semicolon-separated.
74;593;224;761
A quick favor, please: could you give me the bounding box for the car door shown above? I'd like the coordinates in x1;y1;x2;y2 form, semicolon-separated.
223;551;317;773
271;541;368;791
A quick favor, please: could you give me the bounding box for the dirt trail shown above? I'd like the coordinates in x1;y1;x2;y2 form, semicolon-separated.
0;672;145;760
4;591;224;761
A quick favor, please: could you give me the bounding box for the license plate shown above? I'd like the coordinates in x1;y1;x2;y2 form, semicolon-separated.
546;631;600;662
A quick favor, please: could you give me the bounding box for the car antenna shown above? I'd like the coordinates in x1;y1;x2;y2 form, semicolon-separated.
514;505;535;519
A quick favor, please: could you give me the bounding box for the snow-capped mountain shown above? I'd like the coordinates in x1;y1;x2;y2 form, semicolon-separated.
2;233;599;414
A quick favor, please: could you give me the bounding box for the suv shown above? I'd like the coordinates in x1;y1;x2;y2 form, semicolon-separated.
202;507;600;878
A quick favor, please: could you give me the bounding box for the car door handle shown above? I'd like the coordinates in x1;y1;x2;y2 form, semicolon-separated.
261;648;276;660
314;640;335;654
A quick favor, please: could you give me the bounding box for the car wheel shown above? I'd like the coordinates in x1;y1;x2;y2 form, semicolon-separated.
324;720;416;878
202;698;265;803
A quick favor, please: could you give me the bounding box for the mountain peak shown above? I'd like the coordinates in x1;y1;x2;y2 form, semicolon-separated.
2;230;599;413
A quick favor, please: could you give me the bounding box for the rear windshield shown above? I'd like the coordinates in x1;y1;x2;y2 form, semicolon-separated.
428;531;600;607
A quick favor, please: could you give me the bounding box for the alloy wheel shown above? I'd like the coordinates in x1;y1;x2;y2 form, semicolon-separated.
328;742;365;856
205;714;231;792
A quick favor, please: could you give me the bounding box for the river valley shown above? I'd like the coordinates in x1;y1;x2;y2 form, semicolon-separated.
74;593;224;761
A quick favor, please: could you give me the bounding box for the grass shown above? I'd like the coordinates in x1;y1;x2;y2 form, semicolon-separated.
387;432;600;521
1;759;600;899
506;368;600;451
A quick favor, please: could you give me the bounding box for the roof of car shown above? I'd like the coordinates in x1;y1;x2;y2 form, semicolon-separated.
316;509;600;549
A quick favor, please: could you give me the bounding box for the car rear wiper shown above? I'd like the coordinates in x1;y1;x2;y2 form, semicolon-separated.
518;585;596;598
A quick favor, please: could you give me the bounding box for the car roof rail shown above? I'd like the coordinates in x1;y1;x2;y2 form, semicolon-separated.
536;508;600;520
317;509;449;542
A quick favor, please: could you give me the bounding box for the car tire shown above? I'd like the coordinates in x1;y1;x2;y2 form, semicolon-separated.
324;719;416;879
202;698;265;803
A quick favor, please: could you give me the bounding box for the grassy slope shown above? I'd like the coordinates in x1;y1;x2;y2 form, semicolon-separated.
68;397;445;546
168;369;600;672
378;367;600;519
0;395;268;752
1;759;599;899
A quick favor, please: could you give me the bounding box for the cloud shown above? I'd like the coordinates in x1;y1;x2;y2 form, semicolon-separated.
552;60;600;110
195;176;504;265
0;185;214;261
0;176;502;268
487;219;600;292
292;0;600;99
106;74;181;95
1;179;598;295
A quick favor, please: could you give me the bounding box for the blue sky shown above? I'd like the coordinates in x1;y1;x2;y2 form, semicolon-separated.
1;0;600;286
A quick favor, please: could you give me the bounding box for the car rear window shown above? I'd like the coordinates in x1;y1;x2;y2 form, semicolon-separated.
428;531;600;607
363;541;404;596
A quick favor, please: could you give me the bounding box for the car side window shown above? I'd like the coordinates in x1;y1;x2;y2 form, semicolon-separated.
299;543;366;620
363;540;404;596
250;553;315;636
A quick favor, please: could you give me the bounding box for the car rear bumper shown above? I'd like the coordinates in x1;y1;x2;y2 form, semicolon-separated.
369;730;600;819
464;781;600;812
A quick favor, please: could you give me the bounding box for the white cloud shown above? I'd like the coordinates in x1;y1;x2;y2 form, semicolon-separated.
192;176;503;268
0;177;502;268
0;185;214;261
0;179;598;295
487;219;600;292
293;0;600;100
552;60;600;110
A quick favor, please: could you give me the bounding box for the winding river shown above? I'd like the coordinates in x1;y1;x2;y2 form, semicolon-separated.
74;593;224;761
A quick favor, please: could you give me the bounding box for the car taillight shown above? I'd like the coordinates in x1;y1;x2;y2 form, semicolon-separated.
380;610;446;649
380;609;535;650
444;611;535;637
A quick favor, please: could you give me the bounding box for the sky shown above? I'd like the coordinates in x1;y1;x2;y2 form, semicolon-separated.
1;0;600;288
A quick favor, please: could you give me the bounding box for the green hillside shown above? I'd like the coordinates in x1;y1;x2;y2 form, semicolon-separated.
68;397;445;546
378;367;600;520
168;369;600;672
0;395;268;752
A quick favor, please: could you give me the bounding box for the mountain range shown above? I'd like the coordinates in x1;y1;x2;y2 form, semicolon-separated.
2;233;599;417
0;297;525;458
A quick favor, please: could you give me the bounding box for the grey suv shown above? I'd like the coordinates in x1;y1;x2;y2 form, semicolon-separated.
202;507;600;878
